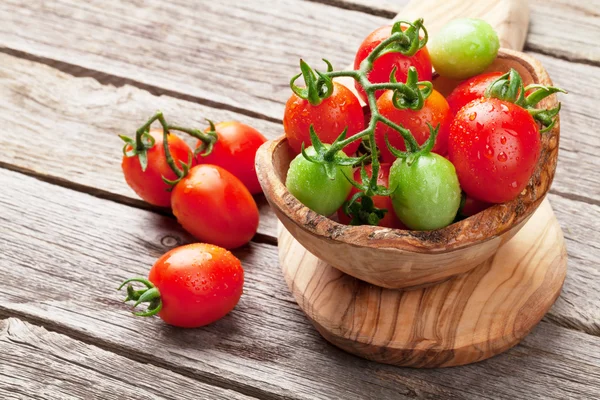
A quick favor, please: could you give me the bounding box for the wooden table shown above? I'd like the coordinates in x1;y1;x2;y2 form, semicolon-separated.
0;0;599;398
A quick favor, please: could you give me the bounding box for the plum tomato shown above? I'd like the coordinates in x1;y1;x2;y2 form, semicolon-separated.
286;146;353;216
283;81;363;156
448;98;541;203
446;72;503;114
122;129;193;207
171;165;259;249
429;18;499;80
375;89;452;161
354;25;432;101
120;243;244;328
337;164;405;229
389;153;461;230
196;121;266;194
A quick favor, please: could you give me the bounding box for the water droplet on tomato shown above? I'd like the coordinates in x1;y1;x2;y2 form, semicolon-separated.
497;152;507;162
500;136;507;144
485;145;494;158
501;103;509;112
469;112;477;121
510;181;518;188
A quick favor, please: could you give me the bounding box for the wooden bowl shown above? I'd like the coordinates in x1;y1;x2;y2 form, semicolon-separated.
256;49;560;289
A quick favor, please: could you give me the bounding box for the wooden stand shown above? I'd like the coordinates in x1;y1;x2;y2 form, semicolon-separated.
279;199;567;367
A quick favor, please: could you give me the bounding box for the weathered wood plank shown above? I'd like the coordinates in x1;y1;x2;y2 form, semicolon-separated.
0;318;256;400
311;0;600;64
0;0;386;121
1;167;600;399
0;52;279;238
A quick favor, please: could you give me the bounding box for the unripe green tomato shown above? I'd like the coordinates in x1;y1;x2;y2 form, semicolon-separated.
389;153;461;230
285;146;352;216
429;18;500;80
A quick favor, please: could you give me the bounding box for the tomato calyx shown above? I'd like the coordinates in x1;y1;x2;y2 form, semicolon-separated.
387;66;432;110
118;277;162;317
301;126;367;180
290;59;335;106
342;163;392;226
485;68;566;132
385;123;439;165
377;19;428;59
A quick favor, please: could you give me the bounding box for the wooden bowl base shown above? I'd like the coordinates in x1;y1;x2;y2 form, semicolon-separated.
278;199;567;368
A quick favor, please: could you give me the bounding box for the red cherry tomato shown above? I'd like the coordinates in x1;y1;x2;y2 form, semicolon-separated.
354;25;432;101
460;195;491;217
122;129;192;207
337;164;405;229
283;81;364;156
375;89;451;161
148;243;244;328
171;165;259;249
446;72;503;115
196;121;267;194
448;98;541;203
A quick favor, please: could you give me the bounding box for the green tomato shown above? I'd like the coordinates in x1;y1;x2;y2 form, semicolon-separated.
429;18;500;80
389;153;461;230
285;146;352;216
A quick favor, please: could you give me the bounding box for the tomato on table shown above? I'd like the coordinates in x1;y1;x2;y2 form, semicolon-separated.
354;25;432;101
119;243;244;328
448;98;541;204
337;164;405;229
446;72;503;114
196;121;266;194
171;164;259;249
284;81;364;156
121;129;192;207
375;89;452;161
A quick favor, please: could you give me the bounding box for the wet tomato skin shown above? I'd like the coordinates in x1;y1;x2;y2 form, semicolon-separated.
448;98;541;204
354;25;432;101
196;122;266;194
148;243;244;328
337;164;406;229
375;89;452;161
122;129;193;207
446;72;503;115
284;82;363;156
171;165;259;249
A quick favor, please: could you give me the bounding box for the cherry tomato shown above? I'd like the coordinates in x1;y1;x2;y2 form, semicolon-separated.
375;89;452;161
147;243;244;328
429;18;499;80
446;72;503;114
284;82;363;156
171;165;259;249
460;195;491;217
337;164;405;229
286;146;352;216
196;121;266;194
389;153;461;230
354;25;432;101
448;98;541;203
122;129;192;207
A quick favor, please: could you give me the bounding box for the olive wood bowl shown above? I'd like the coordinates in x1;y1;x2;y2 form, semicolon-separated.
256;48;560;289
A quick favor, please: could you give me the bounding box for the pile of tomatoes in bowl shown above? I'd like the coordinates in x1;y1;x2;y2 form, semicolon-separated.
283;18;565;231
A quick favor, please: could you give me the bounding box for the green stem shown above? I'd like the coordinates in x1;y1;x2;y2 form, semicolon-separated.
135;112;162;152
156;113;184;178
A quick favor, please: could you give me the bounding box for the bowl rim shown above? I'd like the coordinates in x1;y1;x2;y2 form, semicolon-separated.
257;48;560;254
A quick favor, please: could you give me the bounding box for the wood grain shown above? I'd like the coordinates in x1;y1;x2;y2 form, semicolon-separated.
0;167;599;398
0;318;256;400
279;199;566;367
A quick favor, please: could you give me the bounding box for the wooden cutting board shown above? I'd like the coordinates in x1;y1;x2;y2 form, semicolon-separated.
278;0;568;367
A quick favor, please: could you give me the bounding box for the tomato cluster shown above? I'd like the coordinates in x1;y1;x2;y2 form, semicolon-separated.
120;114;266;249
118;114;268;327
283;18;564;231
